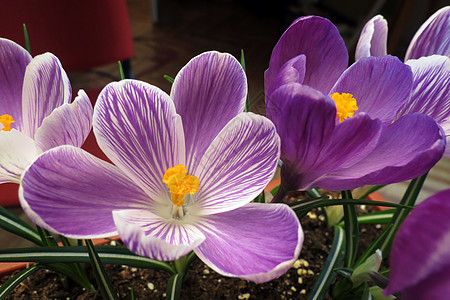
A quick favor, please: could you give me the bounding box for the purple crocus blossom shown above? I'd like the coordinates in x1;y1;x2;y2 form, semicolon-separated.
356;7;450;156
264;16;445;197
384;189;450;299
0;38;93;183
19;51;303;282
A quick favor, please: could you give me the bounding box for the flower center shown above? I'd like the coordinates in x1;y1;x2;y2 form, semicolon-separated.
0;114;15;131
163;165;200;207
330;92;358;123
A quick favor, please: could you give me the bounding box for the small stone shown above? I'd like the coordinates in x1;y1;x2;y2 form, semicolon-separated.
376;224;382;229
203;269;210;275
298;277;303;284
130;267;138;272
307;212;317;219
300;259;310;267
292;259;301;269
110;240;117;246
361;228;367;233
291;286;297;292
162;293;166;297
319;215;326;221
307;270;315;275
238;293;250;300
300;289;306;294
218;279;221;283
360;205;366;211
287;291;293;295
297;268;307;275
147;283;154;290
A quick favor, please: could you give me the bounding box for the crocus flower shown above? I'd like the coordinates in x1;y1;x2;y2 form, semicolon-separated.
0;38;93;183
19;51;303;282
264;16;445;199
356;7;450;156
384;189;450;299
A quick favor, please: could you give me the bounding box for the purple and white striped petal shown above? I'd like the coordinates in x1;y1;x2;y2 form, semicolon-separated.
35;90;93;152
189;113;279;215
94;80;185;204
0;131;38;183
265;54;306;97
194;203;303;283
265;16;348;94
19;145;151;238
405;6;450;61
355;15;388;60
330;56;413;125
316;113;445;190
22;53;71;139
171;51;247;170
384;189;450;298
0;38;32;132
113;209;206;261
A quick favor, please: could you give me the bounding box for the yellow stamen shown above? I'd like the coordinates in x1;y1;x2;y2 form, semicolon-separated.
0;114;15;131
163;165;200;207
330;92;358;122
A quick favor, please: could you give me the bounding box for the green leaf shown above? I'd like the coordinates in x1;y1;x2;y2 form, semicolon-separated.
307;226;345;300
353;224;393;268
348;210;395;225
239;49;250;112
118;61;125;80
130;284;136;300
0;264;39;299
36;226;58;247
0;206;42;246
369;286;395;300
357;185;386;200
166;273;183;300
85;239;119;300
361;283;372;300
22;24;32;55
270;184;280;196
164;75;175;83
379;173;427;255
342;191;359;267
0;246;176;274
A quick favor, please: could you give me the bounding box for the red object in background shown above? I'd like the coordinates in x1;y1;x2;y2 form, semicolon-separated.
0;0;134;72
0;0;133;207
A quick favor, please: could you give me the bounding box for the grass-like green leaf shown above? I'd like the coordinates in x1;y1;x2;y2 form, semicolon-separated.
307;226;345;300
118;61;125;80
22;24;32;55
342;190;359;267
164;75;175;83
0;264;39;299
85;239;119;300
0;206;42;246
166;273;183;300
0;246;176;274
239;49;250;112
357;185;386;199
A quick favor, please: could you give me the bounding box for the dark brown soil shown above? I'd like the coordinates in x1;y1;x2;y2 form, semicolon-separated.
0;204;386;300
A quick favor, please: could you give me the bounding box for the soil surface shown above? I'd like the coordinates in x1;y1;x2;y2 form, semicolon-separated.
1;198;386;299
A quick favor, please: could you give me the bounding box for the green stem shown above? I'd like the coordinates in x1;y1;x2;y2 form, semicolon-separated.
342;190;359;267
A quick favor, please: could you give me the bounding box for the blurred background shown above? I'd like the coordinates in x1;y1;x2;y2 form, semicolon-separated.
0;0;449;247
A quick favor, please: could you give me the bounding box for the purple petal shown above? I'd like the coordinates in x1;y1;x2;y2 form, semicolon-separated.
330;56;413;124
265;54;306;96
355;15;388;60
22;53;72;139
400;267;450;299
266;84;335;190
113;209;205;261
194;203;303;283
317;113;445;190
171;51;247;170
0;131;38;183
266;16;348;94
19;145;150;238
190;113;279;215
405;6;450;60
0;38;32;131
34;90;93;152
384;189;450;296
397;55;450;134
94;80;185;204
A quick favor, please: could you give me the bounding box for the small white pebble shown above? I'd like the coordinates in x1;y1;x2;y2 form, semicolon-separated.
162;293;166;297
376;224;382;229
218;279;221;283
360;205;366;210
300;259;310;267
238;293;250;300
298;277;303;284
203;269;210;275
131;267;138;272
32;291;38;294
361;228;367;233
319;215;325;221
292;259;301;269
110;240;117;246
307;270;315;276
147;283;154;290
291;286;297;292
307;212;317;219
121;265;128;268
300;289;306;294
287;291;293;295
